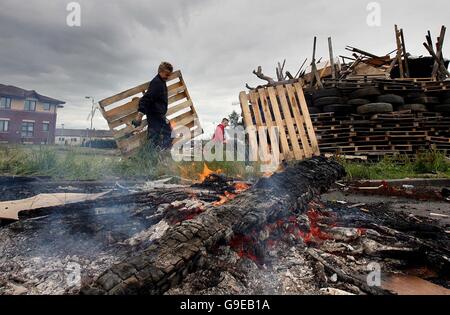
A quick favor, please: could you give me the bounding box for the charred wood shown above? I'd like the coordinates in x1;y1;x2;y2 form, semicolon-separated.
80;157;345;295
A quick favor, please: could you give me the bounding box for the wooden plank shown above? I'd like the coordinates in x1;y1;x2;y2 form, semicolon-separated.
105;98;140;121
249;91;264;127
113;120;148;140
328;37;336;80
168;91;188;104
179;73;200;119
267;87;291;159
395;25;404;78
239;91;258;161
99;82;148;108
168;83;186;98
275;85;303;159
108;111;137;129
167;81;184;93
285;84;312;157
172;111;195;127
173;120;196;133
117;132;147;154
294;82;320;155
99;71;182;108
249;91;270;162
400;29;410;77
167;100;193;117
257;88;281;159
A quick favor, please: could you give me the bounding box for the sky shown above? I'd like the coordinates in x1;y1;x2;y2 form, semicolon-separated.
1;0;449;137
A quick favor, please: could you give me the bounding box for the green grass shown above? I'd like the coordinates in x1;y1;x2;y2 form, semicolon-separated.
0;145;120;180
0;143;259;181
340;150;450;180
1;144;449;181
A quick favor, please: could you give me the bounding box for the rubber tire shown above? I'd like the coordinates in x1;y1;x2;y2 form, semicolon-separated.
347;98;370;106
407;92;426;99
398;104;427;112
307;107;321;114
377;94;405;105
441;91;450;99
323;104;353;115
349;87;380;100
304;93;314;107
314;96;343;107
411;96;440;105
441;97;450;104
405;92;426;103
312;88;340;100
434;104;450;114
357;103;393;115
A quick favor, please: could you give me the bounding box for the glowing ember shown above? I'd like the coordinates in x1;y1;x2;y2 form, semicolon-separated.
229;233;261;264
234;182;250;192
213;191;236;206
198;164;222;182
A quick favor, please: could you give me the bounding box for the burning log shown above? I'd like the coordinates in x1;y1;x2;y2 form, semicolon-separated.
80;157;345;295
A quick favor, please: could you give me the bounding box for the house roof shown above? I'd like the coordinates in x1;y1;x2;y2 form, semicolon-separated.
55;129;113;138
0;84;65;105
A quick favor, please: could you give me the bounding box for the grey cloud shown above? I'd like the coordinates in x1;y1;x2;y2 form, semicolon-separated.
0;0;449;136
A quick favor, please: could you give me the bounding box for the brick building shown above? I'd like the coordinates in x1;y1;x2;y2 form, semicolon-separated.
0;84;65;145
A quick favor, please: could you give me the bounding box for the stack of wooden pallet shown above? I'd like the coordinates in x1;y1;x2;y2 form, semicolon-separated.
312;110;450;159
322;78;450;93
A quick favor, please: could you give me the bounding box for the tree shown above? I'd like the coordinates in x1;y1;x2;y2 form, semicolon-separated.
228;110;243;128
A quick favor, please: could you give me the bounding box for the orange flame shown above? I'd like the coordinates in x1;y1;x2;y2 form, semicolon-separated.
234;182;250;192
199;163;222;182
213;191;236;206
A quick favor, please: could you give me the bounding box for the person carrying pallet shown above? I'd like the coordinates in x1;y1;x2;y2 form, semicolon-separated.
133;62;174;150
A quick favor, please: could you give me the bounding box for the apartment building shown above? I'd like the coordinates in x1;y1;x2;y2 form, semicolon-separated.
0;84;65;144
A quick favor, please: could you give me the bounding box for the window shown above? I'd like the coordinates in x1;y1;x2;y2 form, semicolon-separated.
21;122;34;137
0;97;11;109
24;99;36;111
0;120;9;132
42;122;50;132
43;103;51;111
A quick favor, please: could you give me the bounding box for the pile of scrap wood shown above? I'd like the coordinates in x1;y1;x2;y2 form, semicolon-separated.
242;25;449;160
246;25;449;90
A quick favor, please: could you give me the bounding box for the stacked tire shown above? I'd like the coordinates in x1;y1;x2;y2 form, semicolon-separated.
436;91;450;116
309;87;450;116
346;87;395;115
312;88;352;115
402;91;450;115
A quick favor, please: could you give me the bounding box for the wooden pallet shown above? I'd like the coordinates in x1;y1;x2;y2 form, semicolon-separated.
98;70;202;155
312;108;450;158
239;83;320;162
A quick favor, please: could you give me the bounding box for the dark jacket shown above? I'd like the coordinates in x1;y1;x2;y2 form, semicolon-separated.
138;74;168;119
